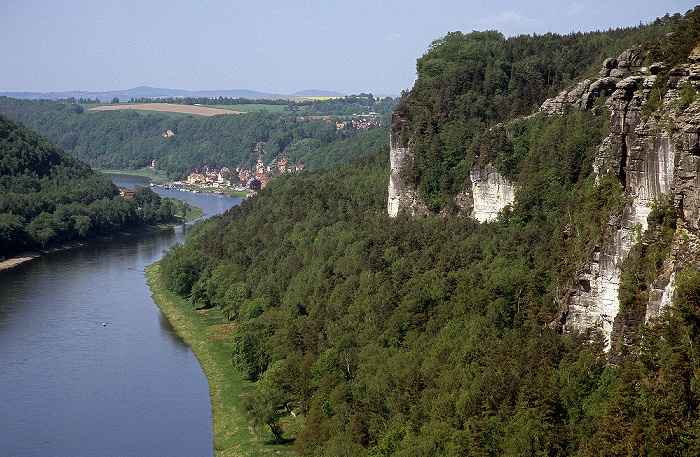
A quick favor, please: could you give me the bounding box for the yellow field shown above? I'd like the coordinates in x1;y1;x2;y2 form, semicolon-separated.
89;103;245;116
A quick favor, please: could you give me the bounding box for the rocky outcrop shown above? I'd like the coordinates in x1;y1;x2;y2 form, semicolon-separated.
540;48;645;116
388;44;700;351
388;118;429;218
469;164;517;222
388;117;517;220
556;47;700;349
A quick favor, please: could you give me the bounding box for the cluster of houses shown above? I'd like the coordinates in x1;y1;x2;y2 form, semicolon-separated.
254;157;305;174
293;114;381;130
158;112;384;193
335;115;381;130
152;113;379;193
183;158;305;192
186;166;231;188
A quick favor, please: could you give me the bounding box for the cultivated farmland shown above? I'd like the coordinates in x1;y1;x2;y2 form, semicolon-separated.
89;103;245;116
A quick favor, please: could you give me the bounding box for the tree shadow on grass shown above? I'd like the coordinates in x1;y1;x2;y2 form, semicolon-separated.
264;437;295;446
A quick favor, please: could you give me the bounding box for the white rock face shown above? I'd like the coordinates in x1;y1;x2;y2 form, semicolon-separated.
646;272;676;322
387;121;517;220
627;133;676;231
563;121;677;349
387;128;429;217
387;139;408;218
469;164;517;222
564;205;646;346
550;47;698;349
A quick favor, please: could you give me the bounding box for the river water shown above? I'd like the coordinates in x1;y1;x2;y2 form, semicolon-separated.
0;174;244;456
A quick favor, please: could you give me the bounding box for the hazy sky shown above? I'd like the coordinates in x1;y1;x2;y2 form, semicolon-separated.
1;1;697;95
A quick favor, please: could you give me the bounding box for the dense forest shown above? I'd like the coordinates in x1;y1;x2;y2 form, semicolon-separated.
0;113;195;259
156;7;700;455
0;96;395;179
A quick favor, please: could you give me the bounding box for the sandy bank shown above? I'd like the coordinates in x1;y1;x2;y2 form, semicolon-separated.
0;253;41;272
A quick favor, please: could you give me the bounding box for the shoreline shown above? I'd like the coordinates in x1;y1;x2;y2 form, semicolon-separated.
0;208;203;273
0;252;42;272
145;263;296;456
98;168;250;198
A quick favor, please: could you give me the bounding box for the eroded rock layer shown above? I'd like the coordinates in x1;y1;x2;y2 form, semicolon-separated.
557;47;700;349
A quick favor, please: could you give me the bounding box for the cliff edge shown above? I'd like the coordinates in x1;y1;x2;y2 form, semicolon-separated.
389;43;700;352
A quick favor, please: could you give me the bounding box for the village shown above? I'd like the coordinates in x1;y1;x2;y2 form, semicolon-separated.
152;114;381;196
151;155;305;196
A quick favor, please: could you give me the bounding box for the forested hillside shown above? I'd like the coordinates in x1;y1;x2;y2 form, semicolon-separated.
156;8;700;457
392;16;683;211
0;97;393;179
0;113;193;259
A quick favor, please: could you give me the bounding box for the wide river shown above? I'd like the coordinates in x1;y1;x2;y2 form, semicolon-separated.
0;174;244;456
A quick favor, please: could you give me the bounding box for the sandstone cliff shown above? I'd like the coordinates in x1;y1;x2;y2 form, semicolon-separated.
389;44;700;352
387;118;517;221
469;164;518;222
555;46;700;350
387;115;429;217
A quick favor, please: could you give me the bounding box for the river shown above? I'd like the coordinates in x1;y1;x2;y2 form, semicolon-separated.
0;174;244;456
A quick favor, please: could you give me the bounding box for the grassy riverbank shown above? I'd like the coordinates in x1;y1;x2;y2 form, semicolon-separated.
96;167;170;183
145;263;297;456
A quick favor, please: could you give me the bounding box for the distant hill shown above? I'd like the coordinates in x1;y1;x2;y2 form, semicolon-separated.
292;89;347;98
0;86;338;101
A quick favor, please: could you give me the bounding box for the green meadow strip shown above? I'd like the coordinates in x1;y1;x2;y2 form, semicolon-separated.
96;167;170;183
145;263;296;456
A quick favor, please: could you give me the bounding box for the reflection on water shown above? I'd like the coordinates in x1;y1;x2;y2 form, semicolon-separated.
158;312;192;350
0;174;243;457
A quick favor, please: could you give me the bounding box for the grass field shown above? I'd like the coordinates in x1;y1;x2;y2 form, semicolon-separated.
84;102;295;116
82;100;363;117
146;264;299;456
96;167;169;183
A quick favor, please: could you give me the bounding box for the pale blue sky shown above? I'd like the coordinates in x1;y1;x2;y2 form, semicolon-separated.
0;1;696;95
